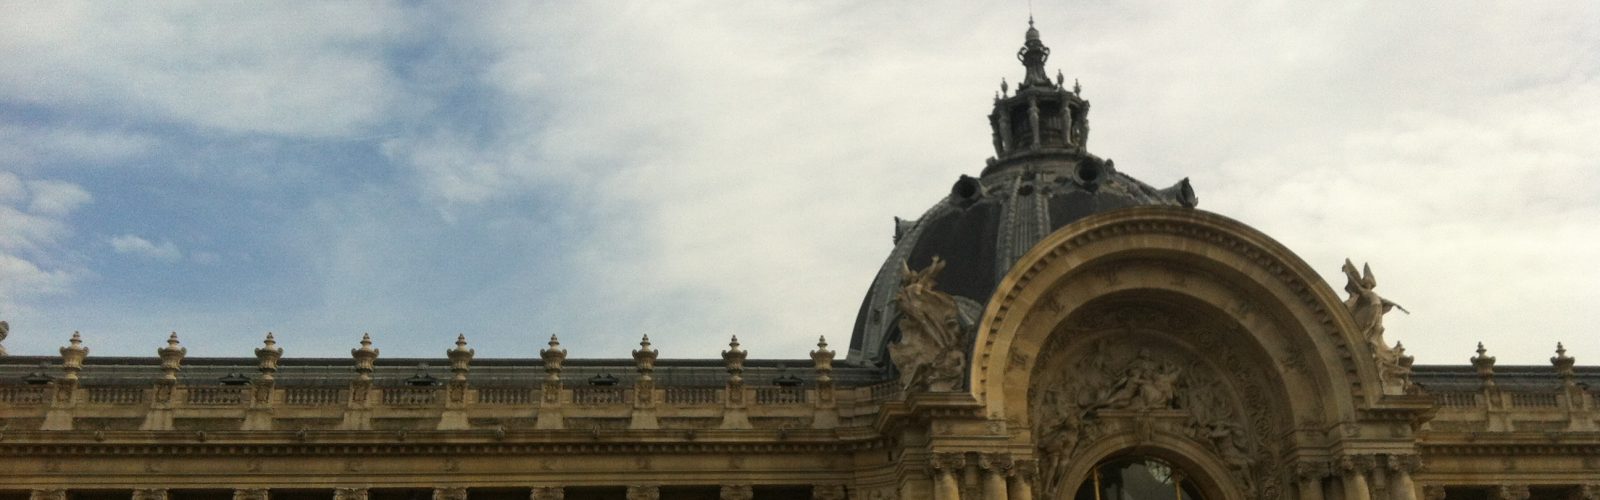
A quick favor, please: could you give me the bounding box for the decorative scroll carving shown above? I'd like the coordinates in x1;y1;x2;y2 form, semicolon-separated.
888;257;979;392
1031;305;1282;500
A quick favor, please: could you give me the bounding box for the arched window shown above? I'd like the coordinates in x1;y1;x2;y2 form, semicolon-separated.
1073;456;1206;500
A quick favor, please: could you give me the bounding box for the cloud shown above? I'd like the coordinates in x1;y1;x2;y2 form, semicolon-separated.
0;172;90;315
110;234;183;262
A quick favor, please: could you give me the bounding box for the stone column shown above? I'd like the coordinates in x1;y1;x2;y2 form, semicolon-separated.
133;489;169;500
930;452;966;500
719;485;752;500
626;486;659;500
1386;456;1419;500
334;488;369;500
1340;456;1374;500
1296;462;1326;500
433;488;467;500
234;489;269;500
979;453;1012;500
530;487;564;500
30;489;66;500
1008;460;1037;500
812;484;847;500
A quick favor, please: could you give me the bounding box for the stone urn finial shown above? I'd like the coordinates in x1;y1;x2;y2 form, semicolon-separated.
351;333;379;381
1471;342;1496;387
633;335;658;382
447;334;474;382
811;336;835;386
722;336;747;386
1552;342;1575;382
60;332;89;381
255;333;283;381
157;332;187;381
540;334;567;382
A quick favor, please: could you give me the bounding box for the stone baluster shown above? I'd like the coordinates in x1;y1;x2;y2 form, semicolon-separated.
719;485;753;500
1008;459;1037;500
433;488;467;500
132;489;168;500
930;452;966;500
1386;455;1419;500
530;487;564;500
30;490;66;500
979;453;1012;500
233;489;269;500
1296;461;1327;500
626;485;659;500
334;488;369;500
1340;455;1374;500
812;484;847;500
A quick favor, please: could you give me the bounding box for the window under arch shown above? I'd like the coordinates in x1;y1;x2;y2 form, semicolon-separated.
1074;456;1206;500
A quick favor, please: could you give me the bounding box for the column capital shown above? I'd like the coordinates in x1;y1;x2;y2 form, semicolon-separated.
433;488;468;500
530;487;564;500
1295;461;1328;480
812;484;847;500
233;489;269;500
719;485;753;500
1338;454;1376;474
930;451;968;473
31;490;67;500
334;488;370;500
1385;454;1423;473
1013;458;1040;480
132;489;169;500
1493;484;1530;500
626;486;660;500
979;453;1014;473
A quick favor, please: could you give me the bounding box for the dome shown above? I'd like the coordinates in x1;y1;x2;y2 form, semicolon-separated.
846;25;1198;366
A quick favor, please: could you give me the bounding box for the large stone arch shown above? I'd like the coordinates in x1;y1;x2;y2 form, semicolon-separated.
968;207;1383;497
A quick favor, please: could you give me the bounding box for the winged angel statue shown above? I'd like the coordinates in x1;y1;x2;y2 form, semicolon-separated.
888;257;978;392
1342;259;1412;387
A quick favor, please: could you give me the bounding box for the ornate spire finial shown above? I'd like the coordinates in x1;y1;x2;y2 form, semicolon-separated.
1552;342;1576;381
255;332;283;381
1017;20;1053;90
447;334;474;382
1471;342;1496;387
158;332;186;381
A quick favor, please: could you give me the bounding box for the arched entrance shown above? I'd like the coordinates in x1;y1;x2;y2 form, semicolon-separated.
1074;456;1206;500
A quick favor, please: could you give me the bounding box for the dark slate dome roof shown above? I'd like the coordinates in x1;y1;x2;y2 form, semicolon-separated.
845;24;1199;365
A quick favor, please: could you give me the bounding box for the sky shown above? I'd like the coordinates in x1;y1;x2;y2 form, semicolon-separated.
1;1;1596;366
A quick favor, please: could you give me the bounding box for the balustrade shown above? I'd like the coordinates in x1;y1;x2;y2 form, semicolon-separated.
571;387;626;405
186;386;246;405
477;387;537;405
1509;392;1559;408
382;387;440;406
755;387;807;405
284;387;344;406
87;386;144;404
1433;391;1478;408
0;385;48;405
665;387;719;405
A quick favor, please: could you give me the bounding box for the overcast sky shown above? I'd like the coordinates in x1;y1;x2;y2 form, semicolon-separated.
1;2;1595;366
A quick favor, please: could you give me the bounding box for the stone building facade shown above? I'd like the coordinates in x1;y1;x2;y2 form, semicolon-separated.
2;24;1597;500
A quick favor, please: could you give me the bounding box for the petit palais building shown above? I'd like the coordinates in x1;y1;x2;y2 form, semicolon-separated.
2;24;1597;500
